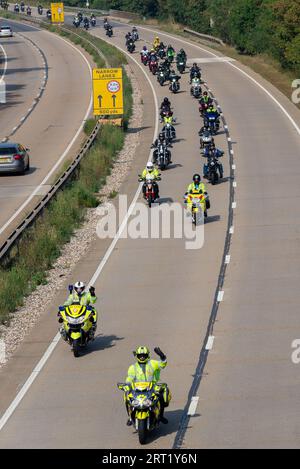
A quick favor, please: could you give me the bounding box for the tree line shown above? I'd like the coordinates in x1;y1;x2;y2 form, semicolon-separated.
72;0;300;74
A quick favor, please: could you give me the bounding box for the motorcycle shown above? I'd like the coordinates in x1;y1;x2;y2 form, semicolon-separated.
138;174;160;208
190;69;201;82
199;129;214;149
157;68;167;86
90;18;96;27
73;18;80;28
37;5;43;14
26;7;31;15
199;101;211;116
203;111;220;135
158;46;166;59
127;41;135;53
104;20;109;30
152;142;171;170
185;192;208;224
169;76;181;94
84;21;89;30
176;58;186;74
140;53;149;66
58;303;97;357
204;154;223;184
149;58;158;75
162;121;176;143
20;2;24;12
118;381;163;445
14;4;19;12
106;26;113;37
190;78;202;99
46;9;51;19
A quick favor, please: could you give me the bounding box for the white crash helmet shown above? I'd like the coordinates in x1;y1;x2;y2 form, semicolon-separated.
146;161;154;172
74;281;85;295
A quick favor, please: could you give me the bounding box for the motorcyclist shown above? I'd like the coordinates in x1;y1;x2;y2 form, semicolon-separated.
203;143;224;179
185;174;210;211
103;17;108;29
149;48;157;61
141;162;160;200
125;346;170;425
204;103;220;128
190;76;202;95
152;133;172;164
160;97;172;120
141;45;149;56
199;91;212;106
132;26;138;39
14;3;19;12
190;62;201;83
166;44;175;61
177;48;187;64
73;16;80;27
64;281;97;307
37;4;43;14
90;13;96;19
61;282;98;339
153;36;160;50
125;31;132;43
83;16;90;29
26;5;31;14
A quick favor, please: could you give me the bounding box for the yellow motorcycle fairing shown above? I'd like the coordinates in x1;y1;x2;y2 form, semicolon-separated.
186;192;206;213
135;410;150;420
60;304;95;337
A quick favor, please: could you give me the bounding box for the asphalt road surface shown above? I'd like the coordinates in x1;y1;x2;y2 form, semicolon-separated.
0;11;300;449
0;18;92;244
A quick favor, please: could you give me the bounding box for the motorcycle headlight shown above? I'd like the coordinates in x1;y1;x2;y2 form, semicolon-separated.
67;316;85;325
210;162;215;166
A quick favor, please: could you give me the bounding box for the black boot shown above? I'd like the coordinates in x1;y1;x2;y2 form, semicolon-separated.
126;418;133;426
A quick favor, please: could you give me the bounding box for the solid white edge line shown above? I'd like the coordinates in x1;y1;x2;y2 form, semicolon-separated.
0;31;93;237
205;335;215;351
0;29;159;432
0;43;8;81
187;396;199;416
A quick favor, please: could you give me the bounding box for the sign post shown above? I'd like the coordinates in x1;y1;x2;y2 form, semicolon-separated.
92;68;124;121
51;2;64;23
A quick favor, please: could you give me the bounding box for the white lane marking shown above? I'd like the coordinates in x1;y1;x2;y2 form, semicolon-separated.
229;226;234;234
0;334;60;432
225;254;231;264
0;33;93;237
12;126;17;132
230;149;234;155
232;201;237;209
187;396;199;416
187;57;235;64
227;137;231;142
20;116;26;122
135;20;300;136
205;336;215;350
233;181;237;188
232;164;236;170
0;31;159;431
28;107;33;113
0;43;8;81
217;291;224;302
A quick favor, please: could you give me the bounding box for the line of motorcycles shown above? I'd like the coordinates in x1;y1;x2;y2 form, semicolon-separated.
73;13;97;30
140;48;184;94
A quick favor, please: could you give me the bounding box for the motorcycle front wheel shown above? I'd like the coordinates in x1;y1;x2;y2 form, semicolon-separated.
72;339;80;357
138;419;147;445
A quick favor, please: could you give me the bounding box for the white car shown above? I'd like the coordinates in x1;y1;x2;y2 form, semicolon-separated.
0;26;13;37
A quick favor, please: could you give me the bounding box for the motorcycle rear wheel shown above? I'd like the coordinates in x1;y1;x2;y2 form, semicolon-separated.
138;419;147;445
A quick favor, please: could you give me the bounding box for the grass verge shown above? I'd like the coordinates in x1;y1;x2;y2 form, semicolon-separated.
0;13;132;326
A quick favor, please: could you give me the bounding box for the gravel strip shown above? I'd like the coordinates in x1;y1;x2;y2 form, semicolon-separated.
0;64;143;367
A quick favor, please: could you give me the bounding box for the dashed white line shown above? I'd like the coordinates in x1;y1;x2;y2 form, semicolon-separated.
229;226;234;234
187;396;199;416
217;291;224;302
232;164;236;170
232;201;237;209
233;181;237;188
225;254;231;264
205;335;215;350
230;149;234;155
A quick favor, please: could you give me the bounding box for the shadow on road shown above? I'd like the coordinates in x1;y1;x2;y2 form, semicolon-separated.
143;409;184;444
86;333;124;354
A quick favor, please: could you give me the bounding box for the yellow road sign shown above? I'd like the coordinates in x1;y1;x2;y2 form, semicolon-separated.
93;68;124;116
51;2;64;23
